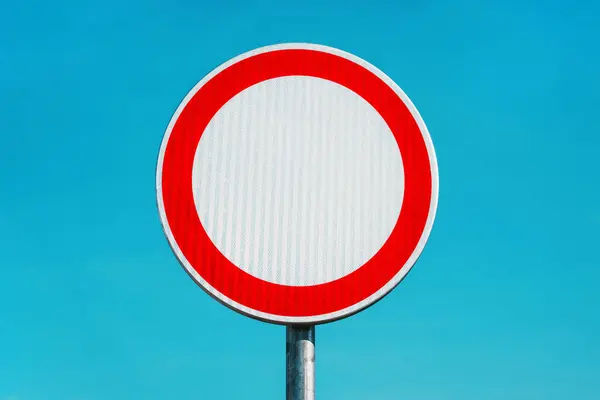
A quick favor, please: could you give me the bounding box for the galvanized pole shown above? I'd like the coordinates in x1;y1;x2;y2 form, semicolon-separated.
286;325;315;400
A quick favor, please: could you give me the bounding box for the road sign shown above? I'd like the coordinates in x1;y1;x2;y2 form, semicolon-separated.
156;43;438;325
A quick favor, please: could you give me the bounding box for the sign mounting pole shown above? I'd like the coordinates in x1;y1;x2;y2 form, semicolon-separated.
286;325;315;400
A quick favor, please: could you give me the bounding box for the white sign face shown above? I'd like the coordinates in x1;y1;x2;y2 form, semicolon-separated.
157;43;438;324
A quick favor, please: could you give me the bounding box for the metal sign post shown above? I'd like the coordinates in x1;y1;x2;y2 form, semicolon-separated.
286;325;315;400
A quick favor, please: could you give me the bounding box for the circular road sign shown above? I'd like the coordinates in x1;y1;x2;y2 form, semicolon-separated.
156;43;439;325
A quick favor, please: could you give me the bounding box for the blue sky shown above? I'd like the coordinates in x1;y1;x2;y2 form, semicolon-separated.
1;0;599;399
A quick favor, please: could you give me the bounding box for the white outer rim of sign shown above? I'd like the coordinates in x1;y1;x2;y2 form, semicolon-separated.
156;43;439;325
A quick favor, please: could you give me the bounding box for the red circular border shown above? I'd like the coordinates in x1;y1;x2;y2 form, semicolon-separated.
160;49;432;318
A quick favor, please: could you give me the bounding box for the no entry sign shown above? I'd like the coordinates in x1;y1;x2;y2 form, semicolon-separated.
156;43;439;324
